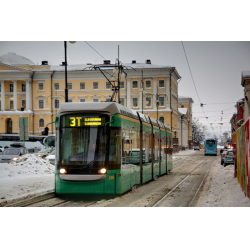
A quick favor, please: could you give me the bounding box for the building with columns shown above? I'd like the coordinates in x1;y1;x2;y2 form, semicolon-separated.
0;53;181;135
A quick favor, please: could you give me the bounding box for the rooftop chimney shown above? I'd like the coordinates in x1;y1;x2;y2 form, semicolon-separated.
42;61;48;65
145;59;151;64
103;60;111;65
61;62;67;66
132;60;136;64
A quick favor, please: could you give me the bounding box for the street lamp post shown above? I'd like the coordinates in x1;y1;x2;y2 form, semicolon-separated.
64;41;76;103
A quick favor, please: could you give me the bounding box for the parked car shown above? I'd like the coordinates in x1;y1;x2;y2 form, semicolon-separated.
194;146;200;150
28;147;40;154
45;150;55;165
224;150;234;167
35;147;54;158
220;149;229;165
0;143;28;163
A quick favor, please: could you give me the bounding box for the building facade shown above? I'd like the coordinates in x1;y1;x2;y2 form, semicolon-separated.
178;96;193;149
0;53;181;135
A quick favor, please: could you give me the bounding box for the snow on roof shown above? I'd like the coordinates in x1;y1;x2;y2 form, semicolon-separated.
0;110;33;115
0;52;35;65
178;108;188;114
178;95;192;99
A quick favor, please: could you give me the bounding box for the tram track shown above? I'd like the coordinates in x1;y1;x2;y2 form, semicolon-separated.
152;157;217;207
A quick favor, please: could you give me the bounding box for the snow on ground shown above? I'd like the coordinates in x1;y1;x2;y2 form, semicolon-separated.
1;149;249;207
195;158;250;207
173;149;196;159
0;154;54;205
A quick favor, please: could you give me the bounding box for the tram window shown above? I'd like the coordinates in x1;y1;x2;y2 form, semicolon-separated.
131;130;140;164
143;132;150;163
109;128;121;169
122;129;132;164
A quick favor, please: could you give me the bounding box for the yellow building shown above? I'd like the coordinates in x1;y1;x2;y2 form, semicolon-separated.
178;96;194;149
0;53;181;135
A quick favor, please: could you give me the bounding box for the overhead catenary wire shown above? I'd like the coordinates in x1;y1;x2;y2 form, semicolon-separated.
181;42;211;129
85;41;106;60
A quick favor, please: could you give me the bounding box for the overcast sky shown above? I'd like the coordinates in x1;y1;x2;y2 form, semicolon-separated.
1;41;249;135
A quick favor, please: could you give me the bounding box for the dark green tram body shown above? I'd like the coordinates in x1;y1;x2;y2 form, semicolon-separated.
55;102;173;195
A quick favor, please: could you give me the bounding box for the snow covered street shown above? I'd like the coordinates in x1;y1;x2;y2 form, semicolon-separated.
0;149;249;207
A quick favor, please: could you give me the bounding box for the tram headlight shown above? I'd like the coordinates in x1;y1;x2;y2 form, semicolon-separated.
98;168;106;174
60;168;67;174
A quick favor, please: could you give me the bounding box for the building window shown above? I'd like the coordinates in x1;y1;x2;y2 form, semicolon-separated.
145;80;151;88
22;84;26;92
120;81;125;89
10;84;13;92
39;119;44;128
159;96;165;106
0;101;1;110
133;98;138;107
159;117;164;124
181;105;184;108
93;82;98;89
80;82;85;90
54;83;59;90
93;99;98;102
68;83;72;89
55;99;60;108
39;100;44;109
106;82;111;89
0;84;1;92
80;99;85;102
146;96;151;107
120;98;125;106
10;100;14;110
38;83;44;90
68;99;73;102
132;81;138;89
21;100;26;108
159;80;165;88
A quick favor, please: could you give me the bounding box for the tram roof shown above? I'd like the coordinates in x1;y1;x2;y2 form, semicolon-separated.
58;102;171;131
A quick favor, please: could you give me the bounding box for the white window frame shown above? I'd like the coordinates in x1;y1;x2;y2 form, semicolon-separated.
93;99;98;102
80;99;85;102
38;82;44;91
68;99;73;102
10;100;14;110
120;81;125;89
159;117;164;124
132;81;138;89
54;83;60;90
93;82;98;89
145;80;151;88
68;83;72;89
38;99;44;109
159;80;165;88
80;82;85;90
21;83;26;92
54;99;60;109
106;82;111;89
145;96;152;107
21;99;26;108
159;96;165;106
39;119;44;128
132;97;138;107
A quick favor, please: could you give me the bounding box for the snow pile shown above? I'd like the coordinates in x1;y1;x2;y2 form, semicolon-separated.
196;159;250;207
0;154;54;179
174;149;196;156
0;154;55;205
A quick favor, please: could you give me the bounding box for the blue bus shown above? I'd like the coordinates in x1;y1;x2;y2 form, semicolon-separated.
204;138;217;156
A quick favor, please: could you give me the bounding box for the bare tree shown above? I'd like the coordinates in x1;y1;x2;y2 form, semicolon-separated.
192;118;206;144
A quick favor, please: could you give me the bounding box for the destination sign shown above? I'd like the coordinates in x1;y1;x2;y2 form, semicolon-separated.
68;117;103;127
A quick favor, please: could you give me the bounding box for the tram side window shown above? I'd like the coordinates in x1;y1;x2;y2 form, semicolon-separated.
154;134;159;161
162;137;166;161
149;133;153;162
122;129;132;164
109;128;121;169
143;131;150;163
131;129;140;164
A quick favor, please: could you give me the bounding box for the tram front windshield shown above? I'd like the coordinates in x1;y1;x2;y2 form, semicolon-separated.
60;114;109;168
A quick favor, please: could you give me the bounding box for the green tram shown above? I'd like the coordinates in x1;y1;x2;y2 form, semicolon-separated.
55;102;173;195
